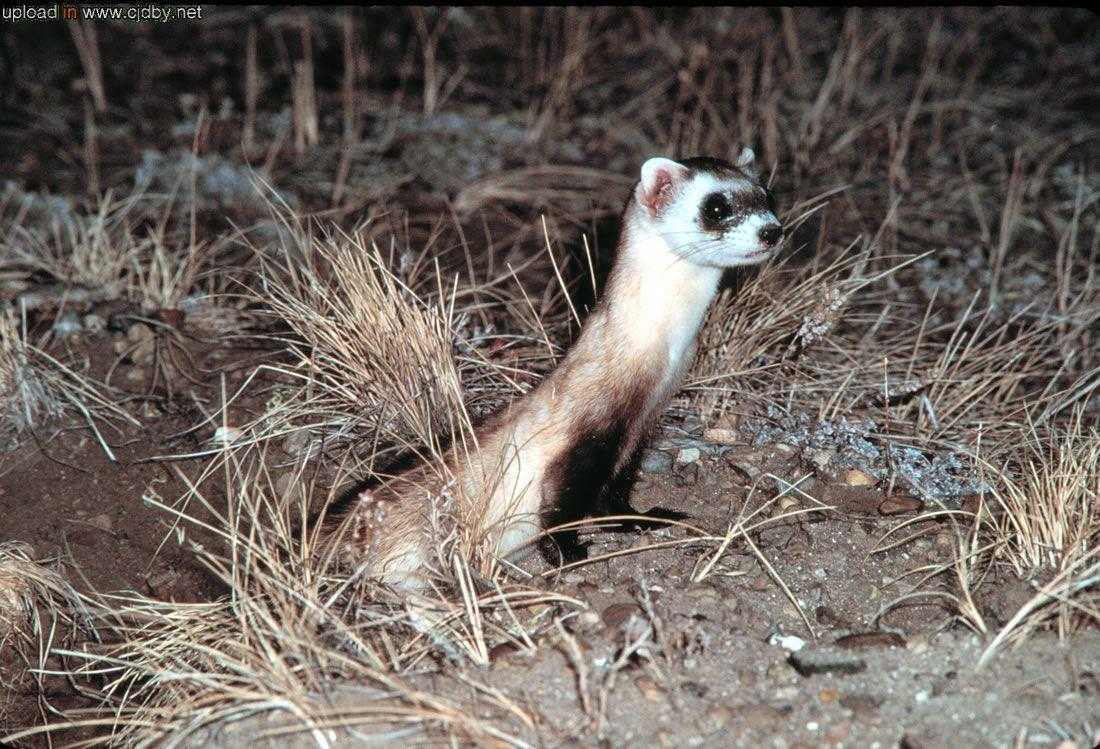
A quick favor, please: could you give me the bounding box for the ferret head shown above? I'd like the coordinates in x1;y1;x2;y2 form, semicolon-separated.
633;149;783;268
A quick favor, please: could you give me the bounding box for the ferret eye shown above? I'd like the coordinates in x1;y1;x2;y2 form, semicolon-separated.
701;193;732;224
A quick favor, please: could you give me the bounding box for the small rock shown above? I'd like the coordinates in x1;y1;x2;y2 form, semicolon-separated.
700;703;733;730
825;721;851;744
601;602;641;629
53;312;82;337
776;496;799;512
686;584;720;604
818;688;839;703
739;702;789;729
673;462;700;487
570;609;601;633
773;442;796;456
82;313;106;334
488;641;522;662
839;693;882;718
788;646;867;676
87;513;113;532
842;469;875;486
213;426;244;446
834;631;906;650
703;428;738;445
641;450;673;474
654;730;677;748
146;569;178;598
676;447;702;464
635;675;664;702
768;633;807;652
879;494;924;515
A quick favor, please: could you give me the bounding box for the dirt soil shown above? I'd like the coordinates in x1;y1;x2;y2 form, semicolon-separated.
4;391;1099;746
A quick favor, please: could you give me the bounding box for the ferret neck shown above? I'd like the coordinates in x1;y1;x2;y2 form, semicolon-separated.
596;213;722;362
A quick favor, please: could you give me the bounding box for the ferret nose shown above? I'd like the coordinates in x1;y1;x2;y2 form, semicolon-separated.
758;223;783;247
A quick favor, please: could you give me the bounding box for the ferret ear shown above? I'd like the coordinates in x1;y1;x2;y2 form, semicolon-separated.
638;157;689;217
736;146;756;172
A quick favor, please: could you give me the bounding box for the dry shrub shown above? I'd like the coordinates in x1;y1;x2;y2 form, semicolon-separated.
247;211;475;466
970;411;1100;664
0;542;93;729
3;192;143;297
4;448;561;746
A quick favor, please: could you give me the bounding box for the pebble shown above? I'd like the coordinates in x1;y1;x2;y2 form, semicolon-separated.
777;496;799;512
825;721;851;743
88;513;113;532
834;631;906;650
879;494;924;515
839;693;882;718
676;447;702;464
842;468;876;486
53;312;82;337
146;569;178;598
82;313;106;334
601;602;641;629
213;426;244;445
635;675;664;702
768;633;807;652
641;449;673;474
788;646;867;676
702;428;738;445
700;703;734;730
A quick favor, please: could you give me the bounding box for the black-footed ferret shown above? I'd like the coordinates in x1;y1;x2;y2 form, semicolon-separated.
334;149;783;589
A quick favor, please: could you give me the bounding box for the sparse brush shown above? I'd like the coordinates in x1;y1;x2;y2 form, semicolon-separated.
246;209;476;466
980;410;1100;576
3;192;145;297
959;410;1100;664
7;446;558;746
0;306;138;456
0;541;95;730
0;307;62;437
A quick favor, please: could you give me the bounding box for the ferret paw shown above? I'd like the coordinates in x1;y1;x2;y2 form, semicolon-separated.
539;531;590;567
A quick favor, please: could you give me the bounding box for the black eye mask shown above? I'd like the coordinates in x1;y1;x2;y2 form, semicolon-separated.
699;189;771;232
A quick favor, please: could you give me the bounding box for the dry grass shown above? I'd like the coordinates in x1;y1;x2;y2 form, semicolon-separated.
4;444;576;746
0;542;94;731
0;306;137;455
251;211;475;463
